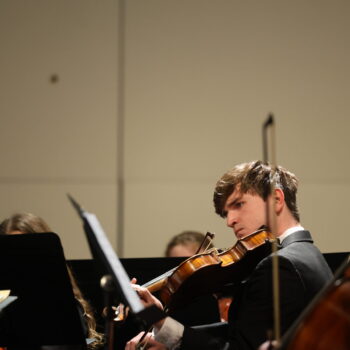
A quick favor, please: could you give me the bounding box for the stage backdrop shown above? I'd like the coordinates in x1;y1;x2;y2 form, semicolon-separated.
1;0;349;258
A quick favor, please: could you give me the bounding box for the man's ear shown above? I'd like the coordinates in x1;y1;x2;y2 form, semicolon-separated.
274;188;285;214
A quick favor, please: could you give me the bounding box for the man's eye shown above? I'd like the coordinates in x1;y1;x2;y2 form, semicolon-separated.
235;202;243;208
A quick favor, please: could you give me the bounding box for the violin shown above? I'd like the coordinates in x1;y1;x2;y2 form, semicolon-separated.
143;228;276;310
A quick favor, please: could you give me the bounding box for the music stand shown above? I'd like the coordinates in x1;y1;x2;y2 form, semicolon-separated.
0;233;86;349
67;195;165;347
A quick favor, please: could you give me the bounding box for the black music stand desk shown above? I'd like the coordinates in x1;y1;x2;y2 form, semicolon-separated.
0;233;86;349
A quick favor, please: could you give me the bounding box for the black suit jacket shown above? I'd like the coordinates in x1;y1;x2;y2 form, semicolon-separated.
180;231;333;350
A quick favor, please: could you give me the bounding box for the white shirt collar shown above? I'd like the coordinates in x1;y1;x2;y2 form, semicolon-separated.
278;225;304;243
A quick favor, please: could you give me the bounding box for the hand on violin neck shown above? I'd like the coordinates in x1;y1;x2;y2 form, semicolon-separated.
131;278;166;330
125;331;168;350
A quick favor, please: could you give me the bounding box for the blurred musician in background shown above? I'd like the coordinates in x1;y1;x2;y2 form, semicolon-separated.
0;212;104;350
165;230;231;322
165;230;213;257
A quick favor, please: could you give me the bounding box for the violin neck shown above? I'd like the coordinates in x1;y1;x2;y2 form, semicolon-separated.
144;278;168;293
142;267;176;293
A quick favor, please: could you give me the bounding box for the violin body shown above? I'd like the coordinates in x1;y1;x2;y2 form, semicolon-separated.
158;229;276;309
280;257;350;350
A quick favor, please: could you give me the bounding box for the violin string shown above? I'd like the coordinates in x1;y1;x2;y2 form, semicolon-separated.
143;232;215;290
203;241;214;253
142;267;177;288
195;231;215;254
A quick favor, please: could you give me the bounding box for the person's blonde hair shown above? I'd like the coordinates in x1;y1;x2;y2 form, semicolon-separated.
0;212;51;234
165;230;213;257
0;212;104;349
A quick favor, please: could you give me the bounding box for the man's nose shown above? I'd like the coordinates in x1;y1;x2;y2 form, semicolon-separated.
226;211;236;228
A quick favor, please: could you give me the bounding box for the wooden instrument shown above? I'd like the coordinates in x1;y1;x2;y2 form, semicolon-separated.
279;256;350;350
143;228;276;310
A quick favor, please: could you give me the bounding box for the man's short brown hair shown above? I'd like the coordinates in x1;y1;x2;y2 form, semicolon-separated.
213;160;300;221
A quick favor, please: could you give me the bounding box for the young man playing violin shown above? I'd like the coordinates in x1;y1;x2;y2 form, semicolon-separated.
125;160;332;350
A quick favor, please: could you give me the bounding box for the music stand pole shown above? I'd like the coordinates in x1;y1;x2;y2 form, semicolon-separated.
100;275;115;350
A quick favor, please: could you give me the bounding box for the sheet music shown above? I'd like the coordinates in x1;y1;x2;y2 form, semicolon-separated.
84;212;144;313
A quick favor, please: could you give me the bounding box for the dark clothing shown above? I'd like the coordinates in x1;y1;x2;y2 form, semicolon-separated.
181;231;333;350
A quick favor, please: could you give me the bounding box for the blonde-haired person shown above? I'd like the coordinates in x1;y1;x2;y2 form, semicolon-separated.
165;230;231;322
165;230;214;257
0;213;104;350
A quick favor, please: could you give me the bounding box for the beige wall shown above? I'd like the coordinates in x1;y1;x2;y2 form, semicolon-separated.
1;1;349;259
0;0;119;258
